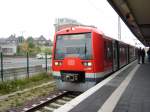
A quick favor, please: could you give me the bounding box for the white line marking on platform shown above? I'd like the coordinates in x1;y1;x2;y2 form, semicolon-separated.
54;61;137;112
98;64;140;112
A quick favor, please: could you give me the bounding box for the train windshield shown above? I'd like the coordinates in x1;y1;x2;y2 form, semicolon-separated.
55;33;92;60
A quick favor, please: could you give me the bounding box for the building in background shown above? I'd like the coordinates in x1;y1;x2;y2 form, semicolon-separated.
0;44;17;55
6;34;18;45
54;18;96;32
34;35;49;46
0;38;17;55
0;35;53;55
54;18;82;31
34;35;53;46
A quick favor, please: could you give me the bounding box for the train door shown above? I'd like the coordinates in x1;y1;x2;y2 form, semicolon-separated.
104;40;113;72
112;40;119;71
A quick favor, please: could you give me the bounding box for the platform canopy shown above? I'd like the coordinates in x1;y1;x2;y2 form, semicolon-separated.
107;0;150;46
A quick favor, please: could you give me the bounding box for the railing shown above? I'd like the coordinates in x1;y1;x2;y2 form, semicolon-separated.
0;52;51;82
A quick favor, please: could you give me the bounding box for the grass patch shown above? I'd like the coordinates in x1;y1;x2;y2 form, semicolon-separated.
0;83;56;112
0;72;53;95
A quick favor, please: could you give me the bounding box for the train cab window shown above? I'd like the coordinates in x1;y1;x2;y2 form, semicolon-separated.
55;33;92;60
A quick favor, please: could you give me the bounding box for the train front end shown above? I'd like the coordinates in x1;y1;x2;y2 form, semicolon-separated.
52;27;95;92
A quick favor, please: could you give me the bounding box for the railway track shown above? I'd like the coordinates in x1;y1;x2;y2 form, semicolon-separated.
17;91;81;112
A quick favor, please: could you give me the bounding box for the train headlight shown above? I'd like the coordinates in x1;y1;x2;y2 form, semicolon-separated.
54;62;59;66
82;62;92;66
87;62;92;66
54;62;62;66
82;62;88;66
71;27;75;30
59;62;62;66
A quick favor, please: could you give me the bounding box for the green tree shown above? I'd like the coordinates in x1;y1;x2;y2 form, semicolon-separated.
21;42;29;53
26;36;34;43
26;37;36;55
18;36;25;43
17;45;21;55
35;46;41;53
43;47;52;55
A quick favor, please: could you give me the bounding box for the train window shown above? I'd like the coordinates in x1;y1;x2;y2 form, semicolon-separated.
55;33;92;60
104;41;112;61
107;42;113;60
104;41;107;60
129;47;135;60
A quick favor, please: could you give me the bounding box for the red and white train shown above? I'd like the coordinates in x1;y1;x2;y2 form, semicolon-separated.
52;26;137;92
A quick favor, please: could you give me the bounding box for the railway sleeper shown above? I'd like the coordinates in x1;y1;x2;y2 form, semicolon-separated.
57;99;68;104
44;106;55;111
67;94;77;98
50;102;62;107
62;97;72;101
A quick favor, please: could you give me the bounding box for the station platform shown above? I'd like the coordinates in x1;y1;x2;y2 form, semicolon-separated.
55;60;150;112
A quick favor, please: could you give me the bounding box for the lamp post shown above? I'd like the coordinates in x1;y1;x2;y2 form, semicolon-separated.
0;52;3;81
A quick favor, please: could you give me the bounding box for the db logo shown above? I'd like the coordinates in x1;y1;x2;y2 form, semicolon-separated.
68;59;75;65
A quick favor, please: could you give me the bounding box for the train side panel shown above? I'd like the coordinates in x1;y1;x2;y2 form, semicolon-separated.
92;32;106;82
92;32;104;73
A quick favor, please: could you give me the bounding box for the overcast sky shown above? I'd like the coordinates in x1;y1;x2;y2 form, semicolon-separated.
0;0;143;46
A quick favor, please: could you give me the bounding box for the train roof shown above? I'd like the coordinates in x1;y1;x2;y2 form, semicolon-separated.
55;26;136;48
55;26;104;35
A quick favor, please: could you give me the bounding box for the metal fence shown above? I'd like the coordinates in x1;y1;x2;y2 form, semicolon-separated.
0;52;51;82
